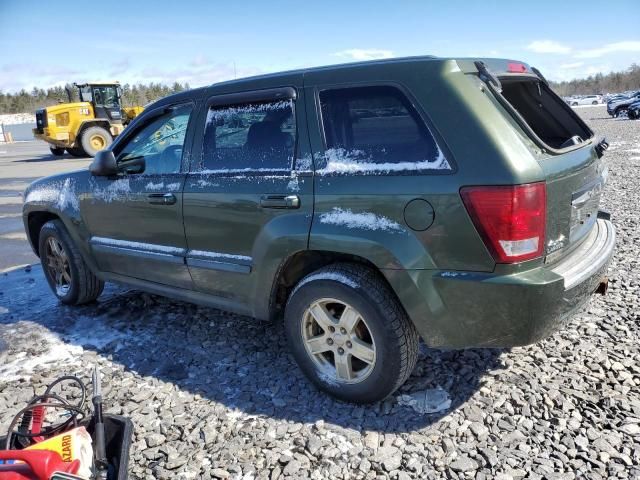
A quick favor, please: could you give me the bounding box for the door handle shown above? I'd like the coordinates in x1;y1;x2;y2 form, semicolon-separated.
260;195;300;209
147;193;177;205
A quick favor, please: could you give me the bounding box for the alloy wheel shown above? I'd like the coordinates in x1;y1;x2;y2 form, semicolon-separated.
45;237;72;296
301;298;377;384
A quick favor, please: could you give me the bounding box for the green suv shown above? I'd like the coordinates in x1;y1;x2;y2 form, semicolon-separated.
23;57;615;403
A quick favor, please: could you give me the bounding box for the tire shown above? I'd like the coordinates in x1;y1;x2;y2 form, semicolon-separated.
66;147;87;158
615;107;628;118
572;102;578;106
592;101;598;105
284;263;419;403
79;126;112;157
39;220;104;305
49;146;65;156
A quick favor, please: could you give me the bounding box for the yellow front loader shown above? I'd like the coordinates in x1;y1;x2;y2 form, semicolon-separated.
33;82;144;157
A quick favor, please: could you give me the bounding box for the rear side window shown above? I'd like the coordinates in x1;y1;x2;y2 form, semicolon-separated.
201;99;296;172
319;86;447;172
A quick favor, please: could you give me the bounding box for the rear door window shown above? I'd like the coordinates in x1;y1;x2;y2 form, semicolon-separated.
319;86;447;171
201;99;296;172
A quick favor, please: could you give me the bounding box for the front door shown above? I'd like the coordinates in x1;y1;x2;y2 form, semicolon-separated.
82;102;195;288
182;84;313;314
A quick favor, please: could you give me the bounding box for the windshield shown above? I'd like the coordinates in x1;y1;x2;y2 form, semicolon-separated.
92;86;119;108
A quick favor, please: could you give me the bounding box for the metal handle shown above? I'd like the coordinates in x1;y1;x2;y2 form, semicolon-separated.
260;194;300;209
147;193;176;205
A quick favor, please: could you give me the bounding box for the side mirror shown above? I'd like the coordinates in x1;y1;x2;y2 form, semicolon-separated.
89;150;117;176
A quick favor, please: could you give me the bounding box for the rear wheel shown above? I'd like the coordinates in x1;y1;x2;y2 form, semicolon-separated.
80;126;112;157
284;264;419;403
39;220;104;305
49;146;65;156
615;107;628;118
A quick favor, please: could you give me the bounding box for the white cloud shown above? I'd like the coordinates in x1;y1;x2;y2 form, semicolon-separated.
574;41;640;59
333;49;394;61
526;40;572;54
559;61;584;69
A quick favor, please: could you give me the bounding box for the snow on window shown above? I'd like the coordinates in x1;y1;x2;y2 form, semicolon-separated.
319;207;404;233
188;249;251;262
205;100;294;127
316;148;451;175
295;154;313;172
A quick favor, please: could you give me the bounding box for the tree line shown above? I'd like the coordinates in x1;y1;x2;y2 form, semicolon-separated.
549;63;640;97
0;82;189;114
1;63;639;114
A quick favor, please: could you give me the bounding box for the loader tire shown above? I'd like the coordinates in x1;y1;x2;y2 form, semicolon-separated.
66;147;87;158
49;146;65;156
80;126;112;157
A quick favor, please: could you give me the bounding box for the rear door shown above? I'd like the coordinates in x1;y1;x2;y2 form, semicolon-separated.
82;102;195;288
183;84;313;313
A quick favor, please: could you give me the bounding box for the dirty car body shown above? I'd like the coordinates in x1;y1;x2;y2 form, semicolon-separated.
23;56;615;402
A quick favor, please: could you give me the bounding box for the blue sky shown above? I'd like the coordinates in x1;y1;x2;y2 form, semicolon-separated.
1;0;639;92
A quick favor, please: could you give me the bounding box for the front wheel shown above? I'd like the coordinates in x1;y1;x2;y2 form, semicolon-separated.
39;220;104;305
80;126;112;157
284;264;419;403
49;146;65;156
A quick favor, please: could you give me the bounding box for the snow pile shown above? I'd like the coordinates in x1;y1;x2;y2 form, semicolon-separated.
319;207;404;232
0;324;83;382
397;387;452;414
0;113;36;125
317;148;451;175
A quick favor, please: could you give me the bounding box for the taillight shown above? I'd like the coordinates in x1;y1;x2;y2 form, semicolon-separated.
507;62;528;73
460;183;546;263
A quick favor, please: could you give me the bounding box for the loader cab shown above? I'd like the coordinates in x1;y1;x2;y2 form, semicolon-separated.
76;83;124;123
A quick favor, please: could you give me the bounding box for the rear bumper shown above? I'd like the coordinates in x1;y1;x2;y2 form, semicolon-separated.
385;218;615;348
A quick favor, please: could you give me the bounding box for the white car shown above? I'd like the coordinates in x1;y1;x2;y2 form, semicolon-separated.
569;95;603;106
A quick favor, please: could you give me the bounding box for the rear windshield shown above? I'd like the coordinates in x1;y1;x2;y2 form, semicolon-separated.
497;77;593;151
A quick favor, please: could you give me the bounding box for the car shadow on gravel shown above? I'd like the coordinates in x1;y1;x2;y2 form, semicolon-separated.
1;267;504;433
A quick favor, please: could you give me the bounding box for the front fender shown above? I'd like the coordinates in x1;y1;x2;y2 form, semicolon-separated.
22;172;100;274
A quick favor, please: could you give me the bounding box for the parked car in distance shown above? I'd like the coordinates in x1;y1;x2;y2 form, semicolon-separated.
568;95;603;106
23;57;615;403
607;91;640;117
627;99;640;120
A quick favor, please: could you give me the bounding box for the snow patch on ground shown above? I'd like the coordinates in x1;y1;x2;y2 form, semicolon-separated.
319;207;404;232
316;148;451;175
397;387;452;414
0;113;35;125
0;324;83;382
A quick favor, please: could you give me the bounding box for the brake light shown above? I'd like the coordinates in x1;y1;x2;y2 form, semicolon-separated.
508;62;528;73
460;183;546;263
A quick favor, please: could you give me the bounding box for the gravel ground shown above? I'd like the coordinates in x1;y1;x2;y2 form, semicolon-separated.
1;106;638;479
